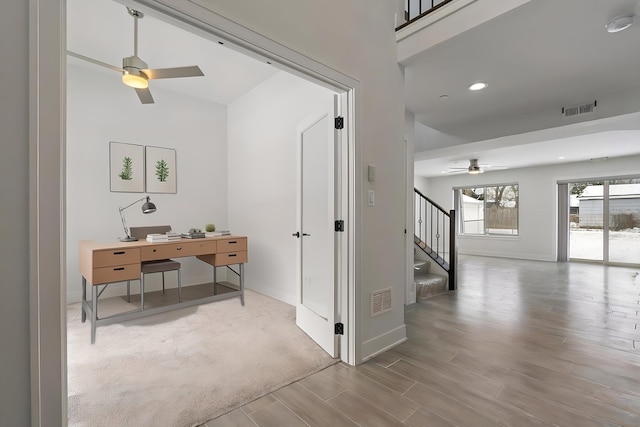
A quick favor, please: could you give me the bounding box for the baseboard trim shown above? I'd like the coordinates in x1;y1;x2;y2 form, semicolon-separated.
361;324;407;362
459;250;555;262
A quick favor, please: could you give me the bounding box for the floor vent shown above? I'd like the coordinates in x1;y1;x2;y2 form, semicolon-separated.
562;100;596;117
371;288;392;316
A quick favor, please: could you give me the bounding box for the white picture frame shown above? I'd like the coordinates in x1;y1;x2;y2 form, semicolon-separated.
145;145;177;193
109;141;144;192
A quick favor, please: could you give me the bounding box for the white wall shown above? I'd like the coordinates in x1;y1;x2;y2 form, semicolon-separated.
415;122;469;152
424;154;640;261
183;0;407;361
227;72;333;304
66;64;229;302
0;1;31;423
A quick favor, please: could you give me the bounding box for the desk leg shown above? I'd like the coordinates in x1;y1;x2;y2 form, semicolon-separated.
91;285;97;344
81;277;87;323
140;272;145;310
240;263;245;306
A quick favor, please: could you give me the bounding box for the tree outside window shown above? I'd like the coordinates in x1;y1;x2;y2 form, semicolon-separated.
458;184;519;235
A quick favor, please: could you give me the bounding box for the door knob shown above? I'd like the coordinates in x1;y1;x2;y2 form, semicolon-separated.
303;233;310;236
292;231;300;238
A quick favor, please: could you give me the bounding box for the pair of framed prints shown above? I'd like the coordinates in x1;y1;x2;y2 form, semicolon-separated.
109;141;177;193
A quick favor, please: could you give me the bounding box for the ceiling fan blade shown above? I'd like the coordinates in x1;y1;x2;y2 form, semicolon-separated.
135;87;155;104
67;50;124;73
143;65;204;80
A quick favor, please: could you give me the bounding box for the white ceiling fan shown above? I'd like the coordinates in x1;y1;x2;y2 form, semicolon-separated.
447;159;507;174
67;7;204;104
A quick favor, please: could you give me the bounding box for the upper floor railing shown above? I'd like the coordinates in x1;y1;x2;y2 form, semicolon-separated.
396;0;455;30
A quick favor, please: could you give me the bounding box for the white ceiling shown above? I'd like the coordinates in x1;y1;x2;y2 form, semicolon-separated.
405;0;640;177
67;0;279;105
68;0;640;178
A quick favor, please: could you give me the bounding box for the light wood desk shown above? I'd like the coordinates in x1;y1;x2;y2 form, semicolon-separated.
79;236;248;343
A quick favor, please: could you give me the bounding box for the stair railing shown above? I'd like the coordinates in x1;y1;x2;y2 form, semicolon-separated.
397;0;455;30
414;188;457;290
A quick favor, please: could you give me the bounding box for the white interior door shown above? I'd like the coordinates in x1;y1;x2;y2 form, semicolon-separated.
295;107;338;357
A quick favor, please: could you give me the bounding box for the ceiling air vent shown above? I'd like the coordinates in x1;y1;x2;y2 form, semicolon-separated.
562;100;597;118
371;288;392;316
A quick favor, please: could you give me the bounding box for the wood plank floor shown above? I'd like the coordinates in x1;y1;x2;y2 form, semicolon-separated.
203;256;640;426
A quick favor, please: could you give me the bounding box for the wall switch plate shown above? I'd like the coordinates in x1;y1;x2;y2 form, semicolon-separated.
367;190;375;206
368;164;376;182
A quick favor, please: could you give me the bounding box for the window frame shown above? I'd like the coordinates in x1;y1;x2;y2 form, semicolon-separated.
455;183;519;236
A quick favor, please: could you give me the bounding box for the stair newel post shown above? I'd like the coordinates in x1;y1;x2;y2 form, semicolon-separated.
448;209;457;290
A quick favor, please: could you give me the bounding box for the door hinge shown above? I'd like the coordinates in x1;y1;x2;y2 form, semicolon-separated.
334;322;344;335
335;220;344;232
334;116;344;129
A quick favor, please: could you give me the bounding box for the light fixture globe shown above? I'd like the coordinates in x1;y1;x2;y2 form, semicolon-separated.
122;70;149;89
606;14;634;33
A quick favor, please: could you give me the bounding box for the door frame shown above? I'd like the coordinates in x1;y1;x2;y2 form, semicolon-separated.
31;0;359;421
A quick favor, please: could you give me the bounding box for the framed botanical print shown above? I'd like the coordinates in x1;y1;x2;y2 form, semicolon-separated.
109;141;144;192
145;145;177;193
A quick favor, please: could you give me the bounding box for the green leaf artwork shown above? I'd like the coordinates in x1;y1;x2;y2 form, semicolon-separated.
155;159;170;182
118;156;133;180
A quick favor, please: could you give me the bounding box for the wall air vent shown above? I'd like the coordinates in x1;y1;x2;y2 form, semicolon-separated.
562;100;597;118
371;288;392;316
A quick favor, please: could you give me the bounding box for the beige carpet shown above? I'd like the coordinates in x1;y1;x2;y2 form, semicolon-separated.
67;289;338;427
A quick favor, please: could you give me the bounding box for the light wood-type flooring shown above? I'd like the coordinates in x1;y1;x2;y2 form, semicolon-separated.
203;256;640;426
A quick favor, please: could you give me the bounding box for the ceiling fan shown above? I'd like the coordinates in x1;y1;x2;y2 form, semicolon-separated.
67;7;204;104
447;159;507;174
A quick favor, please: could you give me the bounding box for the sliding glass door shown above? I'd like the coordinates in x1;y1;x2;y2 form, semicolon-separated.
569;181;604;261
608;178;640;264
564;178;640;266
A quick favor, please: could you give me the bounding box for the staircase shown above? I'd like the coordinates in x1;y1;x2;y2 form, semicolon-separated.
414;188;457;296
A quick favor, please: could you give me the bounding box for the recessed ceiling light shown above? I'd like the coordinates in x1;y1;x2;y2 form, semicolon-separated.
558;156;565;160
468;82;487;91
606;15;634;33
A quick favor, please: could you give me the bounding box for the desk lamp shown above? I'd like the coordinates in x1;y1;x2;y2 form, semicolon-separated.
119;195;156;242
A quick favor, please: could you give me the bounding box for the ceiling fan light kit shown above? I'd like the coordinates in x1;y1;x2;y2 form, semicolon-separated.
467;159;483;174
122;71;149;89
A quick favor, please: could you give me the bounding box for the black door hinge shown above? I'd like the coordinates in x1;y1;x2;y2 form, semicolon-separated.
335;220;344;232
335;322;344;335
335;116;344;129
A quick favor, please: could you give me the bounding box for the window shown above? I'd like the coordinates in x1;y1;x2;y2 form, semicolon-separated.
457;184;519;235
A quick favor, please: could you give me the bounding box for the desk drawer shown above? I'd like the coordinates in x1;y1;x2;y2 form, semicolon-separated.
217;237;247;253
93;263;139;284
141;240;217;261
214;251;248;266
93;248;140;268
